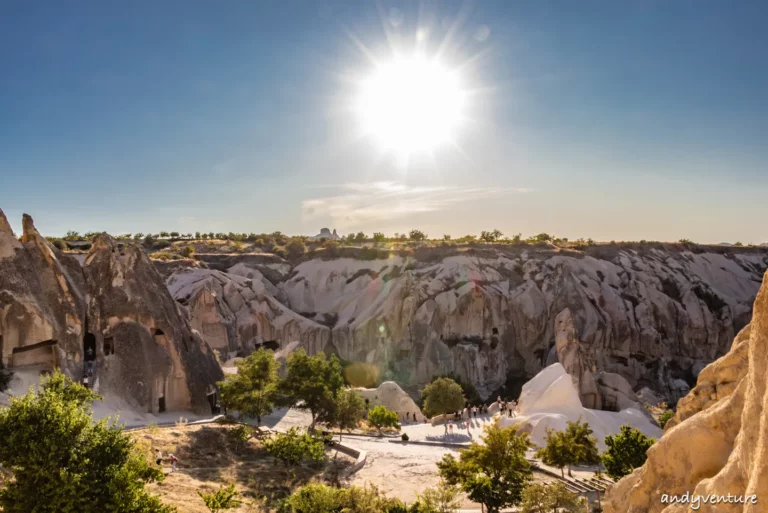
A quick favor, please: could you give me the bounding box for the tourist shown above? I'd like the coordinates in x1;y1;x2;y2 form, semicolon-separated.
169;454;178;472
83;375;89;387
156;450;163;467
448;422;453;435
466;419;471;434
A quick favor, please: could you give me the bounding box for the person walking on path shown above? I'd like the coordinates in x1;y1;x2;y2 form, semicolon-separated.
156;450;163;467
466;419;471;435
169;454;178;472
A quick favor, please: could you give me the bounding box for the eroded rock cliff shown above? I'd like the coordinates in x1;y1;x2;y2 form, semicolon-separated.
604;270;768;513
0;210;222;414
174;244;767;402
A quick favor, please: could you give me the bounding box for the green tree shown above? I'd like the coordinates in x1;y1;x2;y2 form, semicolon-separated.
354;232;367;242
480;230;503;242
367;405;400;436
319;388;365;442
601;425;655;480
443;234;451;241
535;429;572;478
195;231;201;239
416;481;462;513
535;418;600;477
286;237;307;259
421;377;465;433
280;349;344;428
263;427;325;467
409;229;426;241
0;370;174;513
438;419;533;513
519;482;585;513
198;484;242;513
373;232;386;242
424;374;480;409
218;348;280;425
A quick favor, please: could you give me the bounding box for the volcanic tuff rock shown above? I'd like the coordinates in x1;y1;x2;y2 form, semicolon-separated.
0;209;222;414
166;266;329;356
175;245;767;402
603;272;768;513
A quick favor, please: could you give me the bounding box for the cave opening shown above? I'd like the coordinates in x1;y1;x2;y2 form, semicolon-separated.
104;336;115;356
83;333;96;362
158;396;166;413
256;340;280;352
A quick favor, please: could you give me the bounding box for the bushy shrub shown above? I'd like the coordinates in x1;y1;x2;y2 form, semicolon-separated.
263;427;325;467
52;239;68;250
401;433;409;441
285;483;405;513
657;409;674;428
198;483;242;513
181;246;195;258
286;238;306;259
409;229;426;241
150;252;179;261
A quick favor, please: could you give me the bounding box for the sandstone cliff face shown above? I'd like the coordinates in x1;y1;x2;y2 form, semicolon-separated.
178;246;766;401
0;210;222;414
603;271;768;513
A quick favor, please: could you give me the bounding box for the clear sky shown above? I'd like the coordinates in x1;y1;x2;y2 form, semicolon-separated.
1;0;767;243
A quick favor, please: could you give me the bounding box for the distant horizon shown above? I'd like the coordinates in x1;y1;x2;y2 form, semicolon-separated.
2;209;764;247
2;1;767;244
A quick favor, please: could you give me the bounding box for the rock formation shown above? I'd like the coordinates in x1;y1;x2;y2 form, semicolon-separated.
555;308;642;411
0;209;222;414
603;271;768;513
177;246;766;403
499;363;662;451
354;381;421;418
166;267;329;358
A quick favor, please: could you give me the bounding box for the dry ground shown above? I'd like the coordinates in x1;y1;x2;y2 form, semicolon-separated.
132;424;354;512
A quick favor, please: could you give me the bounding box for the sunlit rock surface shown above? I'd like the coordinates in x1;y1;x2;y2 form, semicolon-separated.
0;209;222;414
604;271;768;513
498;363;661;451
176;246;767;402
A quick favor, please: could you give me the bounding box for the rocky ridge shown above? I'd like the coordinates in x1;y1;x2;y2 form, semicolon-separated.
168;243;768;403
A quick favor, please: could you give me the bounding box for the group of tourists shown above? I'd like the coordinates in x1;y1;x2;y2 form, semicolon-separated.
155;450;179;472
402;411;427;423
498;396;518;418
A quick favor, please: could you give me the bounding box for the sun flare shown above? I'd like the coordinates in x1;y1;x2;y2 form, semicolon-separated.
355;56;466;157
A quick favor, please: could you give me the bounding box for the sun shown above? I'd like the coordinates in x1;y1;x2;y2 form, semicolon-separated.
355;56;466;157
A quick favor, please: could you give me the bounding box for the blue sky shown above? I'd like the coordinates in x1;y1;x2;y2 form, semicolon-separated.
1;0;767;243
